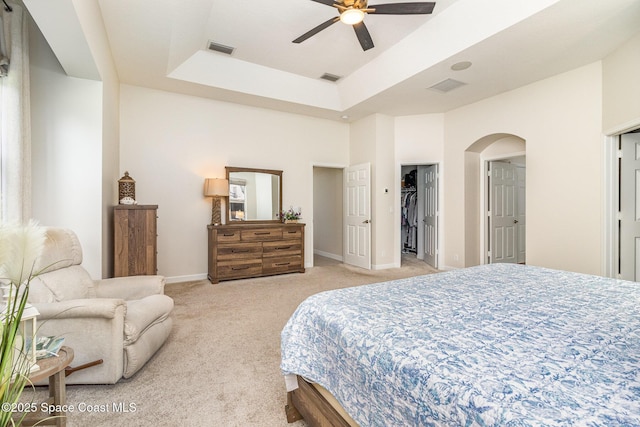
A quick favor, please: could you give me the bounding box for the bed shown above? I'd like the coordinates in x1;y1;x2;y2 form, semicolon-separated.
280;263;640;426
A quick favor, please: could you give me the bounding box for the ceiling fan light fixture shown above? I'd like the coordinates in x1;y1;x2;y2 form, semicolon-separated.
340;8;365;25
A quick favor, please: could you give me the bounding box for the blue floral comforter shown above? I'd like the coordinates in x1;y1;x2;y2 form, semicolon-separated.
280;264;640;426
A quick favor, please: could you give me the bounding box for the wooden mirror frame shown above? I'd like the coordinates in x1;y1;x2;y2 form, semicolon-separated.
225;166;283;224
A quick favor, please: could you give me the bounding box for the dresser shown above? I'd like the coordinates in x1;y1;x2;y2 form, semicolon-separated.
114;205;158;277
207;223;305;283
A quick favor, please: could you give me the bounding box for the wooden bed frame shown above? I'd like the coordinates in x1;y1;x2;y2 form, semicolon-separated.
285;376;353;427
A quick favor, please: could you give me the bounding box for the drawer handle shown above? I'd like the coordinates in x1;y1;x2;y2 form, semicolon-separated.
231;249;250;253
275;246;292;250
286;231;298;234
275;262;291;266
223;233;236;237
232;266;250;271
254;232;271;235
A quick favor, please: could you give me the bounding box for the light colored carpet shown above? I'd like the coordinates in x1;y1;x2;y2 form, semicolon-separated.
22;255;438;426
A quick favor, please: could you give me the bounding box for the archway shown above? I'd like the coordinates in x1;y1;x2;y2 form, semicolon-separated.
464;133;526;266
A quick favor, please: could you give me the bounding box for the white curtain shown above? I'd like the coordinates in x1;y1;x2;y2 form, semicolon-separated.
0;1;30;224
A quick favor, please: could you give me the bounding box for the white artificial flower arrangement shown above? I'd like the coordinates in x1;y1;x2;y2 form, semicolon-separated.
0;221;46;427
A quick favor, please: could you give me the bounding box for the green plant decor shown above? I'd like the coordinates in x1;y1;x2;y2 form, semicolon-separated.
0;222;46;427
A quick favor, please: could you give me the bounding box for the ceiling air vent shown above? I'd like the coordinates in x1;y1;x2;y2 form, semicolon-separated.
207;41;234;55
320;73;341;82
428;78;466;93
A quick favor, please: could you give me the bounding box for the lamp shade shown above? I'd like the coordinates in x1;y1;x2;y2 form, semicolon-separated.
204;178;229;197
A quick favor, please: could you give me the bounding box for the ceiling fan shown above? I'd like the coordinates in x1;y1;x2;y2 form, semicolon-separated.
293;0;436;51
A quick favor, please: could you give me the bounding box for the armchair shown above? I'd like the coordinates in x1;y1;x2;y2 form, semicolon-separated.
27;228;174;384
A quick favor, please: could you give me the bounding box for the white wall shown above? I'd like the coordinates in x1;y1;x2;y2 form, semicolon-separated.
70;0;122;278
374;41;640;276
119;85;349;281
29;20;103;278
444;62;603;275
29;0;119;279
349;114;397;269
603;31;640;133
29;10;638;280
395;114;444;163
373;115;396;269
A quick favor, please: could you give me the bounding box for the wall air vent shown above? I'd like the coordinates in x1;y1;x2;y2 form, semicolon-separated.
428;78;466;93
320;73;341;82
207;41;235;55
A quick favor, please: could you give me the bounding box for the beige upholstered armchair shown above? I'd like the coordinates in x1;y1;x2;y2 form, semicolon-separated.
27;228;174;384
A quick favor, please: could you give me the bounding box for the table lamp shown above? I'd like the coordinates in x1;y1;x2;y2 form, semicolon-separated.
204;178;229;225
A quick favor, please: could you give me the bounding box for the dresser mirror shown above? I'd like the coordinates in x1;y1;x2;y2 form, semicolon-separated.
225;166;282;223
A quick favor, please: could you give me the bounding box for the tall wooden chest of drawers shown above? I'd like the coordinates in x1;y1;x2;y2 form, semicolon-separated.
114;205;158;277
207;223;305;283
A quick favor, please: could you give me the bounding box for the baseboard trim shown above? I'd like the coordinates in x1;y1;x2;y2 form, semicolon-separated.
165;273;208;284
373;262;397;270
164;263;453;284
313;250;343;262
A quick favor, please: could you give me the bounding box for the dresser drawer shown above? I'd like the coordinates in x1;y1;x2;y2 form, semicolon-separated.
218;258;263;279
241;228;283;241
262;240;302;258
216;230;241;243
263;256;302;275
217;242;262;260
282;228;303;239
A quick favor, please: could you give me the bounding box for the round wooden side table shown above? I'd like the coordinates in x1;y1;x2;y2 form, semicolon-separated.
21;346;74;427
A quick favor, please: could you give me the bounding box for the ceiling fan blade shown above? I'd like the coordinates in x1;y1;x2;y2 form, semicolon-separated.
353;21;374;51
310;0;337;5
369;2;435;14
293;17;340;44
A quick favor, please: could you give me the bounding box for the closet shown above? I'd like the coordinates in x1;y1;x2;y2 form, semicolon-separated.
401;168;418;254
400;164;439;268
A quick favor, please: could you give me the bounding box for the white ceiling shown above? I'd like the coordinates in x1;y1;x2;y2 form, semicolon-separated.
25;0;640;122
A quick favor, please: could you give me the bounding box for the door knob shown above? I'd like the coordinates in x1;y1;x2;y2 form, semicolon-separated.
513;219;519;224
363;219;371;224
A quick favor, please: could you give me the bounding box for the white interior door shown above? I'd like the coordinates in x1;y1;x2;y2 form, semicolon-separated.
620;133;640;281
344;163;371;269
489;161;518;263
423;165;438;268
515;165;526;264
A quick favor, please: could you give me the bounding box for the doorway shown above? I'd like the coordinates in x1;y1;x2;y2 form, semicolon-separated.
400;164;439;269
312;166;344;264
486;159;526;264
605;128;640;281
312;163;373;270
465;133;526;267
619;130;640;280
